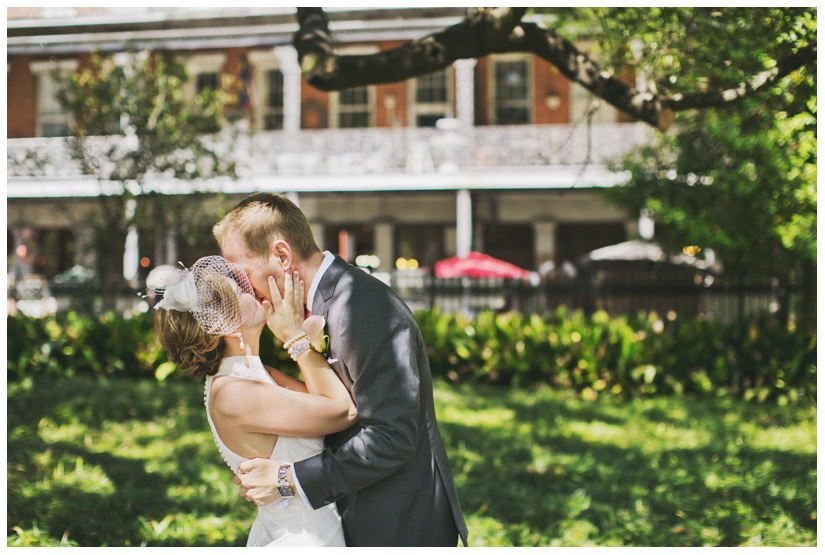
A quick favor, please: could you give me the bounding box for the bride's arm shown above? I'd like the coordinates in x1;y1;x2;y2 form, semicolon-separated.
212;270;356;437
264;365;308;393
210;369;356;437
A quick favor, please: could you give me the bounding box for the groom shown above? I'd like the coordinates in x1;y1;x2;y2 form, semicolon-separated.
213;193;468;547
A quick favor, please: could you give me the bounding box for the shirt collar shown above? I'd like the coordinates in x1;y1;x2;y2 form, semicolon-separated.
306;251;335;313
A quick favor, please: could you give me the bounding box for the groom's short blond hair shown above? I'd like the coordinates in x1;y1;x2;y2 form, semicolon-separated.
213;193;320;261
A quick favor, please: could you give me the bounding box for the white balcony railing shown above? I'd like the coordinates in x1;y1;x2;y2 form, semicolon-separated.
8;123;653;182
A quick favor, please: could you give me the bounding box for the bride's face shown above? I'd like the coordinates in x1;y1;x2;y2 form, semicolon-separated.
238;291;266;331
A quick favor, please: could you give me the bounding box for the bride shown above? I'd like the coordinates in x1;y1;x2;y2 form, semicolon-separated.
154;256;355;547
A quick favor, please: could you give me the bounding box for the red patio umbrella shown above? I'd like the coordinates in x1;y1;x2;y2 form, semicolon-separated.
434;251;530;279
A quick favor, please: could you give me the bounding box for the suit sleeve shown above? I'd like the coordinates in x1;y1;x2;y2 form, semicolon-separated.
292;274;421;509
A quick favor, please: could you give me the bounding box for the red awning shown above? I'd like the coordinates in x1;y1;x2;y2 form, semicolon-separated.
434;251;530;279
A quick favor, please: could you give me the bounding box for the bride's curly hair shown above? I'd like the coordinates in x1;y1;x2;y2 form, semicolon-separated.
154;307;227;378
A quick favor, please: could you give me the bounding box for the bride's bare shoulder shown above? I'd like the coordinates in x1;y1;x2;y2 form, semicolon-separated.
209;376;282;419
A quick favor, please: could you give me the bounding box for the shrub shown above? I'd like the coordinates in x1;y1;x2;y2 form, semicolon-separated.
7;308;816;403
418;307;816;403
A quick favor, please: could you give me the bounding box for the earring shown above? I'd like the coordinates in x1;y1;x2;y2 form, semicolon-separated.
236;332;245;350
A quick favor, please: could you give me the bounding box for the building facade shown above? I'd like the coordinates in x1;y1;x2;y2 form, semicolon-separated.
7;7;653;293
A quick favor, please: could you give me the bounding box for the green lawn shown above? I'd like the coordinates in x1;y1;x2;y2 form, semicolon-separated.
7;378;817;547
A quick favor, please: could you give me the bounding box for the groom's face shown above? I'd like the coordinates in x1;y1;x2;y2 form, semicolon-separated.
220;229;285;305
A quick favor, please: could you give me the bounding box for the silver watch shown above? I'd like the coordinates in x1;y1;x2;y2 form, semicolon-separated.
277;464;295;498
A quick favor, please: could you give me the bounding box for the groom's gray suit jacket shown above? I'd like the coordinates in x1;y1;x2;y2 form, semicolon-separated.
292;256;468;547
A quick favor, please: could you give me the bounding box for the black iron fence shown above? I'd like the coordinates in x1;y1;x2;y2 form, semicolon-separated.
10;266;803;325
392;266;802;325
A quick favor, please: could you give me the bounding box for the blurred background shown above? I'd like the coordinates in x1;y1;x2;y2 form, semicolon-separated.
8;7;814;329
6;6;817;548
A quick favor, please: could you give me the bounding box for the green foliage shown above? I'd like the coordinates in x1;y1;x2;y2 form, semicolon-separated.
56;49;239;181
49;49;241;307
9;308;815;405
417;307;815;404
571;7;818;276
7;379;816;546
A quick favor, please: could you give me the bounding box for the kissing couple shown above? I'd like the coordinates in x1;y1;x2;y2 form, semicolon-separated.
155;192;468;547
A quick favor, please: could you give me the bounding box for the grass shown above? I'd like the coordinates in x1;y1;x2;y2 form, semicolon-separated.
7;378;817;547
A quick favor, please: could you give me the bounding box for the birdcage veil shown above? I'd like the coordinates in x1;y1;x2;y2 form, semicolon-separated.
155;255;257;336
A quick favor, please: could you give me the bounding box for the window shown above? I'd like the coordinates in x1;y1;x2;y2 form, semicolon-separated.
491;56;532;125
29;59;78;137
195;72;218;94
337;87;371;128
263;69;284;130
329;46;378;129
567;40;618;124
410;69;453;127
184;54;226;101
247;51;285;131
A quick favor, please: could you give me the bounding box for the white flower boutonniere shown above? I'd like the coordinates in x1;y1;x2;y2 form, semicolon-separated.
302;315;330;355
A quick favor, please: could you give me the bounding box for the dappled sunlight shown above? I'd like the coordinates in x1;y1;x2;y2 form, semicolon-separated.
7;378;816;547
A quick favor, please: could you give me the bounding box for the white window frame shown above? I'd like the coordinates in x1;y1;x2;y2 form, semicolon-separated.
29;59;78;137
406;66;455;127
247;50;285;131
487;53;534;125
329;45;378;129
568;40;619;124
183;53;226;101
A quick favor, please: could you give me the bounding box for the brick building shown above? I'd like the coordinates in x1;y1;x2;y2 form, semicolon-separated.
7;7;653;302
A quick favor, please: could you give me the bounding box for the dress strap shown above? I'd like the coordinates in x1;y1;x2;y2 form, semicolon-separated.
215;355;273;383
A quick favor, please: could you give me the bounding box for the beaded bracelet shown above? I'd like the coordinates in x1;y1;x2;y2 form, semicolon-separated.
283;332;309;351
288;338;311;361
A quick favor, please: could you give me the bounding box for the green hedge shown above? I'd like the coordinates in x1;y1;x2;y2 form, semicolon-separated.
419;308;816;404
7;308;816;403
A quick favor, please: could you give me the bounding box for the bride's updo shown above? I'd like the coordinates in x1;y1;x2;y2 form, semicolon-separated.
155;307;226;378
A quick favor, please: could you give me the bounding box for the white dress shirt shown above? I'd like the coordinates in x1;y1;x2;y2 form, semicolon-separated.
290;251;335;509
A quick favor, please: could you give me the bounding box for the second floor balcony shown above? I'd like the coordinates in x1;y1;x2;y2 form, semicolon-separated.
8;122;653;196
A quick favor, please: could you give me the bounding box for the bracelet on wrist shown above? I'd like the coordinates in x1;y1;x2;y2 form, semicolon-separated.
283;332;309;351
288;338;311;361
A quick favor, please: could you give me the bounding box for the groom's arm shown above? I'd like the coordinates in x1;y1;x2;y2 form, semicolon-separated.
292;280;422;509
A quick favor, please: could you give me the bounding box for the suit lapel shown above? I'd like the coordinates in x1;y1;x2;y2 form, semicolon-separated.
312;255;348;315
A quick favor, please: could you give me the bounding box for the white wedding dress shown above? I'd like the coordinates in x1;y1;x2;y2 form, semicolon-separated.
204;355;346;547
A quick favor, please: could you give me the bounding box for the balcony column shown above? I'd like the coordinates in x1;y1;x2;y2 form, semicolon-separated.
274;46;302;133
533;221;557;267
123;198;139;286
456;189;472;258
454;58;476;129
637;208;654;240
374;222;394;274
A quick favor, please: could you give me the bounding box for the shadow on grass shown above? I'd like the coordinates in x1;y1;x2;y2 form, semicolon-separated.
7;379;245;547
8;379;816;547
440;386;816;546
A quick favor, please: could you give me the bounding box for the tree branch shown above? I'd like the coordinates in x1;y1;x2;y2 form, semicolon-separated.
664;44;817;111
293;8;817;132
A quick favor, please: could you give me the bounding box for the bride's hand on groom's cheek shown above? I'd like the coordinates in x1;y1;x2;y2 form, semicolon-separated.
262;272;305;342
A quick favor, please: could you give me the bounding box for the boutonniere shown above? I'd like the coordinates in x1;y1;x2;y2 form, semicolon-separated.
302;315;330;356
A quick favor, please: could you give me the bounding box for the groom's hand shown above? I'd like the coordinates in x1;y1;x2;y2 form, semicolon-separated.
234;458;283;507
